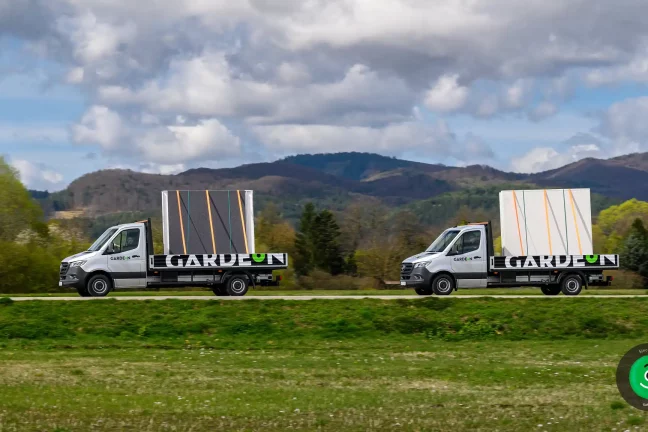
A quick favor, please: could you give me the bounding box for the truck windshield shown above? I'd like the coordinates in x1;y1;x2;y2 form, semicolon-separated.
425;230;460;253
87;228;118;252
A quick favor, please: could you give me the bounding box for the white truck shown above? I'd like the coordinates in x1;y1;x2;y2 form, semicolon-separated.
400;188;619;296
58;190;288;297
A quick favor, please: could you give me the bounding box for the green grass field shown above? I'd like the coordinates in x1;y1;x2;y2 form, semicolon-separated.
1;298;648;431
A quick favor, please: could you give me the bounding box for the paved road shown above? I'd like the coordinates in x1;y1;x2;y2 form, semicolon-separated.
5;295;647;301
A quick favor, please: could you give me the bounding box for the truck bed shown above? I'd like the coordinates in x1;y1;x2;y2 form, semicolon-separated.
149;253;288;270
490;254;619;271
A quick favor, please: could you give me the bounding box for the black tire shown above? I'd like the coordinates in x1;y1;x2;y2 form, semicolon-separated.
415;287;433;296
431;274;454;296
212;284;229;296
226;275;249;296
86;274;111;297
76;286;91;297
561;274;583;296
541;284;561;296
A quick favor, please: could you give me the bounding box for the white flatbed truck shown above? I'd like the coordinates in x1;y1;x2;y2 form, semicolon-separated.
400;189;619;296
59;189;288;297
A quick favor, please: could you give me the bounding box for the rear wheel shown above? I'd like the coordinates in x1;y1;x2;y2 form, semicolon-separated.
432;274;454;296
561;274;583;296
226;275;249;296
541;284;561;296
86;274;111;297
414;287;433;296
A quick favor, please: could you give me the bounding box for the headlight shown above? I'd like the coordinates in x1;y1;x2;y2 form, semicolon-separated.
414;262;426;268
69;260;86;268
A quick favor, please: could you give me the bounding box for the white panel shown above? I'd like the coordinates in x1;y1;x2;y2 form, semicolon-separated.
500;188;593;256
245;190;255;253
161;190;170;255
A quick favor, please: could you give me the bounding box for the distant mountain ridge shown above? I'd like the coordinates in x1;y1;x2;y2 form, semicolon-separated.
33;151;648;224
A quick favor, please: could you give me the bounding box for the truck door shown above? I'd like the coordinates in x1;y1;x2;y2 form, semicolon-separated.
106;227;146;288
448;229;487;288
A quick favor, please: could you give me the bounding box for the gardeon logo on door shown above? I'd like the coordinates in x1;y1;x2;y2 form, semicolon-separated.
492;254;619;270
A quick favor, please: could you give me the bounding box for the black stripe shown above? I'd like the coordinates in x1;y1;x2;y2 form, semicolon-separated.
455;272;487;279
112;272;146;279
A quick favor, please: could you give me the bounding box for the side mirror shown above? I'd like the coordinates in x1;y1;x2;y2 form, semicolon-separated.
105;244;115;255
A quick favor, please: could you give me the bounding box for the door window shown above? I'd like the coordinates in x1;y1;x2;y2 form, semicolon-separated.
110;229;140;254
449;230;481;255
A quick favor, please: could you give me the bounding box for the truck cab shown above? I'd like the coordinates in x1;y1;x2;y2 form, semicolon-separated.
59;222;148;296
400;224;490;295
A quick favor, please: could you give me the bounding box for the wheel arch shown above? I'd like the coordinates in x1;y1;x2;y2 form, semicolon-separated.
557;271;588;288
222;271;256;290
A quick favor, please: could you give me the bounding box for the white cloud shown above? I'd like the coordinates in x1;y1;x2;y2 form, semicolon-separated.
423;74;469;113
72;105;126;150
11;159;65;191
505;79;532;108
72;106;241;164
510;139;604;173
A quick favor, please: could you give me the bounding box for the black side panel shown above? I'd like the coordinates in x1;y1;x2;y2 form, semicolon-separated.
186;191;211;255
487;220;494;271
146;218;154;270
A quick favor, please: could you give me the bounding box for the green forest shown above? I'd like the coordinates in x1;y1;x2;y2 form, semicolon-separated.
1;156;647;293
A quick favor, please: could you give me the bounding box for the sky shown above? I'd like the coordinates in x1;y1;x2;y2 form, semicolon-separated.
2;1;648;191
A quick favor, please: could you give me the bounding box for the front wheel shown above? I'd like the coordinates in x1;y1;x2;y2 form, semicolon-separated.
432;274;454;296
561;274;583;296
541;284;561;296
415;287;433;296
226;275;249;296
86;274;111;297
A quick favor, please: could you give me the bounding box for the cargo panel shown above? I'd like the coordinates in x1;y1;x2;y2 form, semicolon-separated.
162;190;254;255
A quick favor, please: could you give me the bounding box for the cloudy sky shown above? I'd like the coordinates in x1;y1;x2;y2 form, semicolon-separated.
2;0;648;190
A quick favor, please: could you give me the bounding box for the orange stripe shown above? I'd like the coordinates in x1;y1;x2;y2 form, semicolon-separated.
544;190;553;255
176;190;187;254
237;190;249;253
568;189;582;254
206;190;216;254
512;190;525;255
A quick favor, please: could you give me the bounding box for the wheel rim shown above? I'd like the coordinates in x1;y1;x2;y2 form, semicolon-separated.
437;278;451;293
231;279;245;294
92;279;108;295
565;278;580;293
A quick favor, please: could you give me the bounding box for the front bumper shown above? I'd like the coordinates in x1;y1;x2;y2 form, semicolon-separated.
59;265;88;290
400;265;434;288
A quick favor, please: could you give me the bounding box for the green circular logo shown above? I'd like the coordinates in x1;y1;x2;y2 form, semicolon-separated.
617;344;648;410
629;355;648;399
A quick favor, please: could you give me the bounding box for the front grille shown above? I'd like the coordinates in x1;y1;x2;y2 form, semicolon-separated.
400;262;413;278
60;262;69;276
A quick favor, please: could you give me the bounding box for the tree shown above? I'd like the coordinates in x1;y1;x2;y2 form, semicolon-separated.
621;218;648;286
294;203;317;276
312;210;345;275
0;157;47;242
256;203;296;253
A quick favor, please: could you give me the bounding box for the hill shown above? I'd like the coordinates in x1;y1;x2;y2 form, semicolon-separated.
32;151;647;229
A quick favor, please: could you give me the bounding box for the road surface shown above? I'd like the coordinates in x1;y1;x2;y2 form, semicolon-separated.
4;295;647;301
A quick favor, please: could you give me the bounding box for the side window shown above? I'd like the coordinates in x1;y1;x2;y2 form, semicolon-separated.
111;229;140;254
450;231;481;255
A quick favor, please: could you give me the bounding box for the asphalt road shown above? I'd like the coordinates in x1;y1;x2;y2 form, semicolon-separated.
5;295;648;301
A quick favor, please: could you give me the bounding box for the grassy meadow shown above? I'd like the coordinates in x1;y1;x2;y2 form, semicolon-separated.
1;298;647;431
